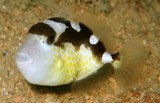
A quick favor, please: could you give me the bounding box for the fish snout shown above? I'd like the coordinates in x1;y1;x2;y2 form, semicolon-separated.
15;52;32;64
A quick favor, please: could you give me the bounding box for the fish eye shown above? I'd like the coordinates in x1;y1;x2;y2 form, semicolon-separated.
47;35;55;44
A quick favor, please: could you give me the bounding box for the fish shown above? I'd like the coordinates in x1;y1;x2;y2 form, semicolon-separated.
15;17;146;91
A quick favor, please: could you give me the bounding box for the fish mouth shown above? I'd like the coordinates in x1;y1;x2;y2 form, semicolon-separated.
15;53;32;64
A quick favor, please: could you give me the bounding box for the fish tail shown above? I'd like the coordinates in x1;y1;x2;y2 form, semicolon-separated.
111;38;146;88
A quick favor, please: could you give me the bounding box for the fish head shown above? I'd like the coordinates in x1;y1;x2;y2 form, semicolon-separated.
15;34;60;86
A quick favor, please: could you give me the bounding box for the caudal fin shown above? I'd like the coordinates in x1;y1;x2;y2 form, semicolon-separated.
111;38;146;89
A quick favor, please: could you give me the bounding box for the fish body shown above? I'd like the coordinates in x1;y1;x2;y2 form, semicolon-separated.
15;17;146;90
15;17;113;86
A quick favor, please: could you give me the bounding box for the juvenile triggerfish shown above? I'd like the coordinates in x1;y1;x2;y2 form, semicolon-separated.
15;17;146;90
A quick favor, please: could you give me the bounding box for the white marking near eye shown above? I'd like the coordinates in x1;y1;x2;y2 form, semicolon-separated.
42;20;68;34
89;35;99;45
102;52;113;63
70;21;81;32
42;20;68;42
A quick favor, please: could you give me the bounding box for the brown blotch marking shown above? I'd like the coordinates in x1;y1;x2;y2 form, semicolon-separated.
91;42;106;58
28;23;56;44
111;52;120;61
55;22;106;59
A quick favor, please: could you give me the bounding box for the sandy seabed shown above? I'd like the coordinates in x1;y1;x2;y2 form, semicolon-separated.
0;0;160;103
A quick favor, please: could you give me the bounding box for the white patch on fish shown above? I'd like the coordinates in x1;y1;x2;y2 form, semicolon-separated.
89;34;99;45
102;52;113;63
70;21;81;32
41;20;68;42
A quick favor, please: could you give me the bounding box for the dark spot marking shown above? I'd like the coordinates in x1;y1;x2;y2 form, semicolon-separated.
111;52;120;60
47;35;55;44
90;42;106;58
28;23;56;44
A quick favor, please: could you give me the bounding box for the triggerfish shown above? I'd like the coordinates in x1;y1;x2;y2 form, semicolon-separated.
15;17;146;91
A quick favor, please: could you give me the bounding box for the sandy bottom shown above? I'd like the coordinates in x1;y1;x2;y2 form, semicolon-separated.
0;0;160;103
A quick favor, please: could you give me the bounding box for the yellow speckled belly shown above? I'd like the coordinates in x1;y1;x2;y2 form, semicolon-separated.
50;43;103;85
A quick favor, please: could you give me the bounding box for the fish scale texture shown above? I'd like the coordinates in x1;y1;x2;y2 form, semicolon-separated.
50;43;103;84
